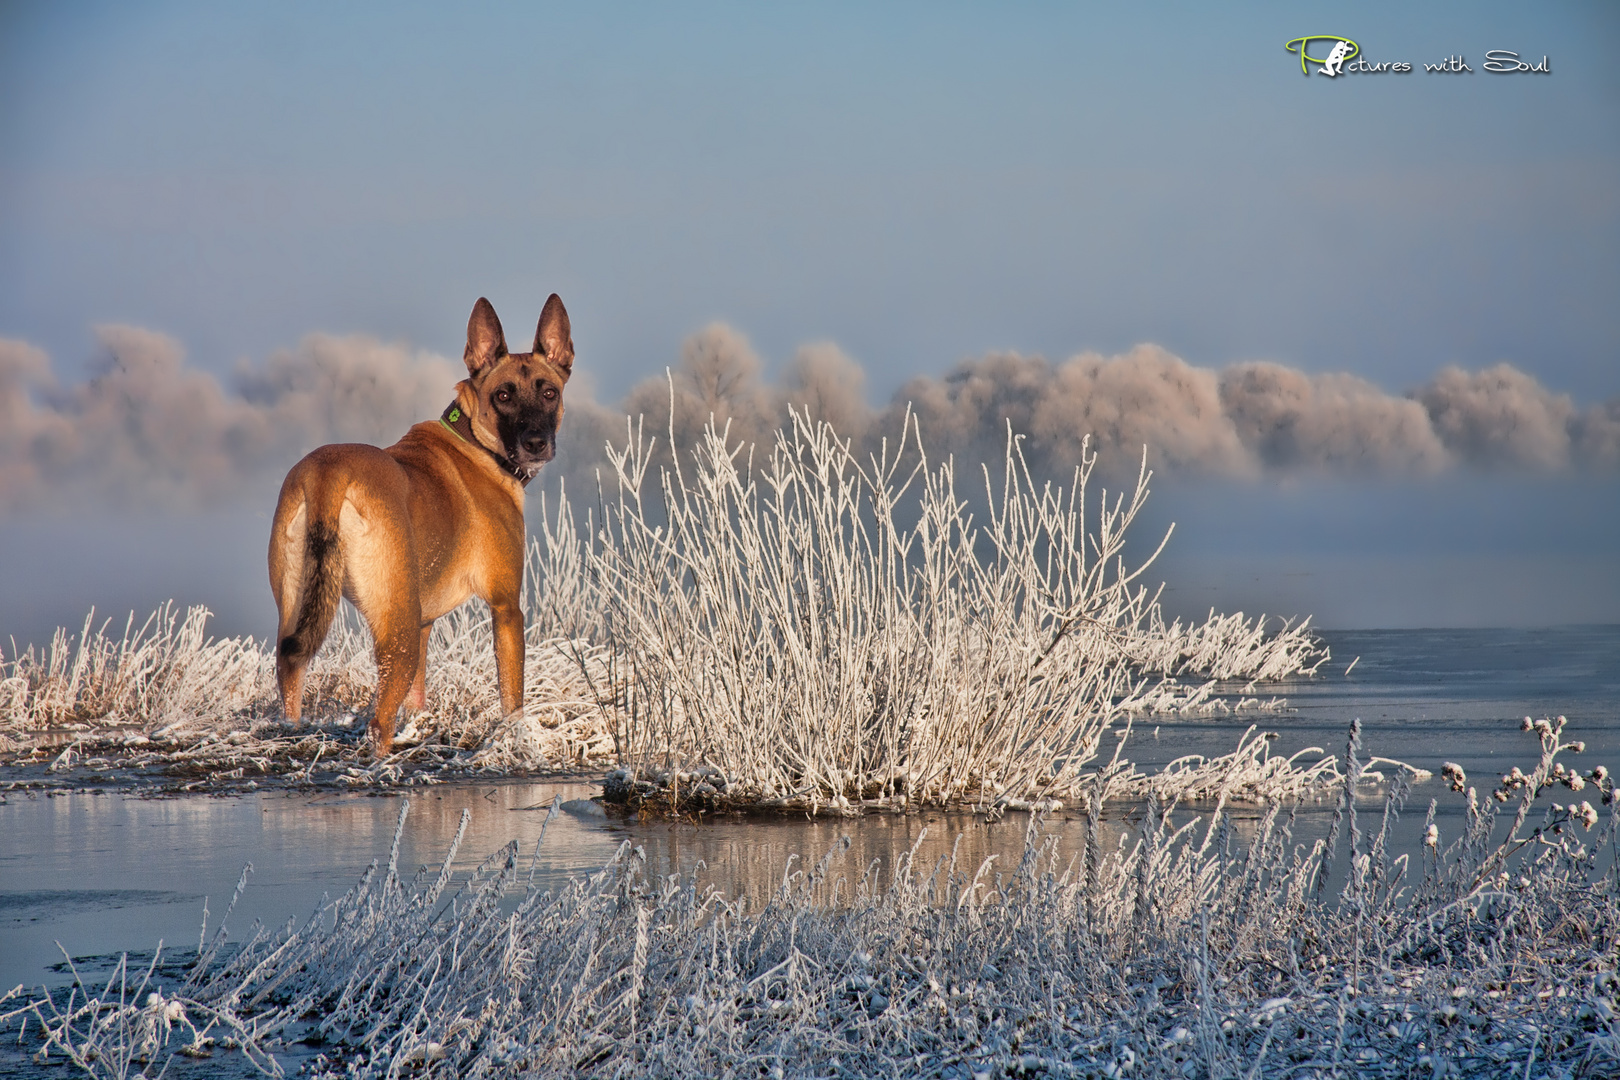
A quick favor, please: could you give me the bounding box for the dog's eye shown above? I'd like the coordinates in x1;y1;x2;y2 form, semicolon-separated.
542;387;557;401
495;388;513;404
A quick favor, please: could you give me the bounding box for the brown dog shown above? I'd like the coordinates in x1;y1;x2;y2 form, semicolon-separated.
268;295;573;754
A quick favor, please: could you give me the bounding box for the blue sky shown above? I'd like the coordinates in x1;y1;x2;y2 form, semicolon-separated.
1;1;1616;641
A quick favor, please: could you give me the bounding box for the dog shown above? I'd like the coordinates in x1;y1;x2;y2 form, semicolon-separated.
268;295;573;754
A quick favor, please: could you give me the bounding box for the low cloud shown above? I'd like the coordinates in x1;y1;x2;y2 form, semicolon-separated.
603;330;874;489
1220;362;1451;475
0;327;458;510
782;341;871;444
0;322;1615;512
1415;363;1576;471
236;332;463;452
1573;398;1620;470
879;350;1617;482
881;346;1256;480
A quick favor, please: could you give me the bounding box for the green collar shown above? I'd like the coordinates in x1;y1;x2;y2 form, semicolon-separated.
438;402;532;487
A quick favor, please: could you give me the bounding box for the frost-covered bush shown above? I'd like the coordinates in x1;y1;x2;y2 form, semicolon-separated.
589;409;1326;812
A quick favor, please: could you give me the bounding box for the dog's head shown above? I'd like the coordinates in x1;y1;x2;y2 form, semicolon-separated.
460;294;574;480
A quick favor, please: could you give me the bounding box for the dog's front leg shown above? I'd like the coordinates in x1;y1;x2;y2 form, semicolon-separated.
491;598;526;719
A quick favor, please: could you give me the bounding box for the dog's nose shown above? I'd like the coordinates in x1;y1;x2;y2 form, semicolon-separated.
522;434;550;457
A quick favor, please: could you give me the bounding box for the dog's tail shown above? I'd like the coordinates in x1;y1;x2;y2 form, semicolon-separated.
278;482;347;668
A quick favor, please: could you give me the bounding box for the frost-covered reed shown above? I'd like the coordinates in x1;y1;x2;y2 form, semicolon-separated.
1127;608;1328;688
589;409;1327;812
0;603;265;736
1124;724;1413;806
8;720;1613;1079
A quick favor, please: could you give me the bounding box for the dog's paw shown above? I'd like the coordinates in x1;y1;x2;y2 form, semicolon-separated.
391;715;428;749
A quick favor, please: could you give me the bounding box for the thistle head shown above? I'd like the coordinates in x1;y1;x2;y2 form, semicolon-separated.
1441;761;1467;793
1579;801;1600;829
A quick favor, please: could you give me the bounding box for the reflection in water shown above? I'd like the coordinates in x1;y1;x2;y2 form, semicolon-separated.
0;782;590;992
1;781;1368;995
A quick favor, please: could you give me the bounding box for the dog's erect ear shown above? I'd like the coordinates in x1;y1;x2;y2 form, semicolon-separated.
533;294;573;377
464;297;509;376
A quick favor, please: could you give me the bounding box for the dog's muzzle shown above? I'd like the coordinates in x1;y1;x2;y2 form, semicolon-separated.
515;431;555;470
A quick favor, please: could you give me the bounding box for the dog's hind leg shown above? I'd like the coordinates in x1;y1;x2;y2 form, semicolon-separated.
269;500;307;719
342;501;421;756
368;614;419;756
405;624;431;713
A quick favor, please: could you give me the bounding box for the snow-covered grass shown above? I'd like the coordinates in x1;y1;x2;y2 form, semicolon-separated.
6;719;1614;1079
0;580;618;788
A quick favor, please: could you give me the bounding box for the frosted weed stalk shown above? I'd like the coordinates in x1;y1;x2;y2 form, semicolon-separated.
11;719;1614;1079
591;408;1329;814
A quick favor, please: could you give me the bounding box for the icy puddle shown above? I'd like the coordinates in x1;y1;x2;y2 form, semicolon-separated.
0;781;589;994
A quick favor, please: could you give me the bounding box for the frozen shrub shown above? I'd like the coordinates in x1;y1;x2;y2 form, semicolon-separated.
589;409;1328;812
